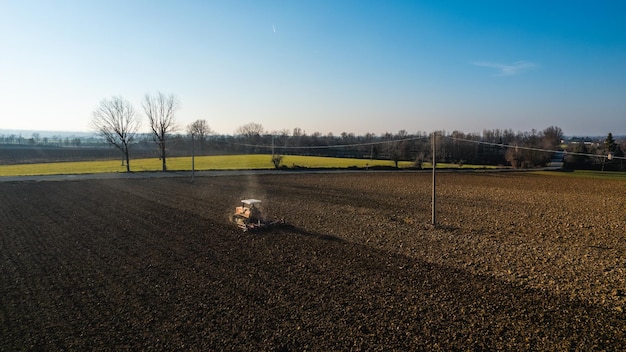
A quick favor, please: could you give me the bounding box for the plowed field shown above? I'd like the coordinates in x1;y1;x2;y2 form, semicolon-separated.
1;172;625;350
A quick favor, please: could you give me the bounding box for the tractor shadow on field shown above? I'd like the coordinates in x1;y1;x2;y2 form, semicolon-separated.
275;224;345;243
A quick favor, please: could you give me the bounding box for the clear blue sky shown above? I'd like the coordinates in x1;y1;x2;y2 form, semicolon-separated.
1;0;624;136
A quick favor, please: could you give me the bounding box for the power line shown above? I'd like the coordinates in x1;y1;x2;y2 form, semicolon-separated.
451;136;625;161
211;134;624;161
215;136;428;150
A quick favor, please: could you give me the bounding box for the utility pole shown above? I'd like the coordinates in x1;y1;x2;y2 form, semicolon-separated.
431;131;437;226
191;132;195;183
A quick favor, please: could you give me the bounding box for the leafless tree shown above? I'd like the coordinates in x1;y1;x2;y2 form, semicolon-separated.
91;96;140;172
385;130;410;168
235;122;264;152
235;122;264;139
186;119;213;151
143;92;180;171
541;126;564;150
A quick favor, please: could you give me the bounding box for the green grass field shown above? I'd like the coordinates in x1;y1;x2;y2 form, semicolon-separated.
3;154;622;180
0;154;498;177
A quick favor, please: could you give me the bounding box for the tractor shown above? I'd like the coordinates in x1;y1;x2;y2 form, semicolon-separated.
231;199;284;232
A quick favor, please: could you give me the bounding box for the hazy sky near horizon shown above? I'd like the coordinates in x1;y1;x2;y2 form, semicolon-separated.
1;0;625;136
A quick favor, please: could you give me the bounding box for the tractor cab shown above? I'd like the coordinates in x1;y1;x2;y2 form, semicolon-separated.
234;199;262;222
231;199;284;232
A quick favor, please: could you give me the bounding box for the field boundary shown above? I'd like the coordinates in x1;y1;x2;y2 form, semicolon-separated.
0;167;544;183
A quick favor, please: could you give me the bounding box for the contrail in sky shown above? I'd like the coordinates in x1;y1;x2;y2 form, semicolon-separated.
272;24;276;33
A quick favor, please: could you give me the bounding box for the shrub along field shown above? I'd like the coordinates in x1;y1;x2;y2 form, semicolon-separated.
1;172;625;350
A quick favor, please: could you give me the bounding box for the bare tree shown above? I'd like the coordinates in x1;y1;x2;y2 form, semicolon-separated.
186;119;213;151
541;126;563;150
235;122;264;139
385;130;410;168
91;96;140;172
235;122;264;152
143;92;180;171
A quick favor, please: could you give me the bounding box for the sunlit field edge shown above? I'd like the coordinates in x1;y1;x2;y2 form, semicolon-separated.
0;154;497;177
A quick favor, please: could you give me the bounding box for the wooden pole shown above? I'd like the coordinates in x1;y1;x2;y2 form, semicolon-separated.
191;133;195;183
432;132;436;226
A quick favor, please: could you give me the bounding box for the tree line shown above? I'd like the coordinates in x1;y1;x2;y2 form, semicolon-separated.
0;134;98;147
5;93;617;172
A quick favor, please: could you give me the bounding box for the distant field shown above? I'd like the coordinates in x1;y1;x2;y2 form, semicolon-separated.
0;154;493;177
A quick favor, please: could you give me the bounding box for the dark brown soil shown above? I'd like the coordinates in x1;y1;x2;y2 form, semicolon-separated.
1;172;625;350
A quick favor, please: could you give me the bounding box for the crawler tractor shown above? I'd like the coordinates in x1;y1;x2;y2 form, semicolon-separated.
231;199;284;232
